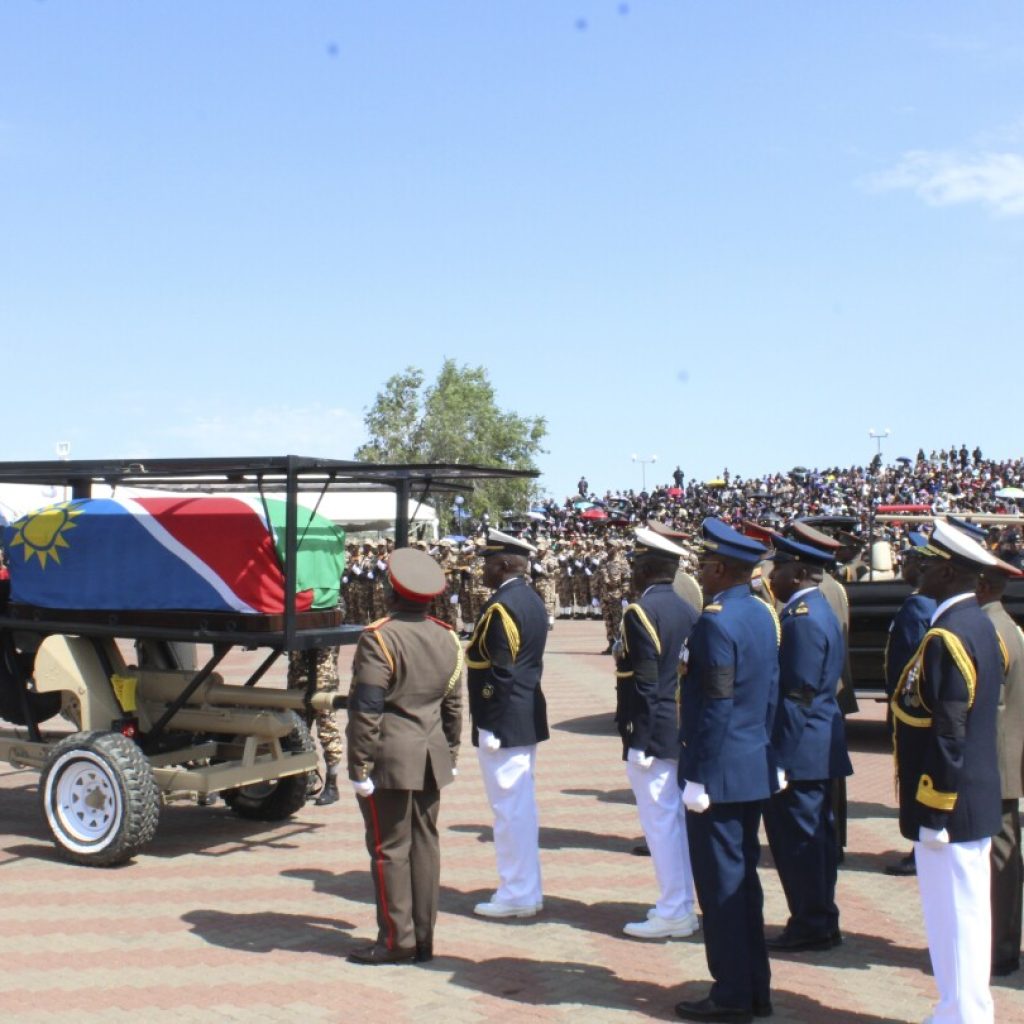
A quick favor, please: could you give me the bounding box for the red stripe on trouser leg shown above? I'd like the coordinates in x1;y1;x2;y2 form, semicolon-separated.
367;795;397;950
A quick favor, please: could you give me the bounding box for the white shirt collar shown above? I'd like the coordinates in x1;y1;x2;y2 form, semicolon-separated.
783;586;817;611
930;591;973;625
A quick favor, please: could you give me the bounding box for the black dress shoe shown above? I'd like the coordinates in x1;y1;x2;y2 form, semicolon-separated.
674;996;753;1023
415;941;433;963
347;943;417;965
753;999;773;1018
765;929;841;953
992;959;1020;977
632;842;651;857
884;852;916;876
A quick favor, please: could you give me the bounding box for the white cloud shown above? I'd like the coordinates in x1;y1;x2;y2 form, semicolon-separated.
160;403;367;458
869;149;1024;216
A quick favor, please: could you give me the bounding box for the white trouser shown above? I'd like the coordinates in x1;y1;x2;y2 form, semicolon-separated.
626;757;695;919
915;837;994;1024
478;744;542;907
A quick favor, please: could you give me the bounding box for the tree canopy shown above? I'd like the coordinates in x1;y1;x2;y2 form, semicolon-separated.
355;360;547;532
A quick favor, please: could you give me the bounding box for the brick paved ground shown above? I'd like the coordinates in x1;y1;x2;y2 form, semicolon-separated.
0;620;1022;1023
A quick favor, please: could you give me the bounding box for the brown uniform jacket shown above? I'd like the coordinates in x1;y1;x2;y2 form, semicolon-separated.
346;611;464;790
984;600;1024;800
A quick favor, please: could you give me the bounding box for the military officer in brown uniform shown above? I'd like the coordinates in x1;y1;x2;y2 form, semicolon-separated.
345;547;464;965
978;556;1024;976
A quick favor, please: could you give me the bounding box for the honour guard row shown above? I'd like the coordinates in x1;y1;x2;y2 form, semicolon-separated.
328;511;1019;1024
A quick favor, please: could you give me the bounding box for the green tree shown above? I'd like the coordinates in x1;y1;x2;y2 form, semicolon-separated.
355;360;547;533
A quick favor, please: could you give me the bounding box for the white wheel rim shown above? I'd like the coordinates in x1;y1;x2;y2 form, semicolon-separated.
44;749;125;854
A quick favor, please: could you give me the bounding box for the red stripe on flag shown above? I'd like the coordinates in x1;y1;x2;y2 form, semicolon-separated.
134;497;312;613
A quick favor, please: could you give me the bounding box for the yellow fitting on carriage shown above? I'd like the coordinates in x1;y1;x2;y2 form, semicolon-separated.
110;674;139;713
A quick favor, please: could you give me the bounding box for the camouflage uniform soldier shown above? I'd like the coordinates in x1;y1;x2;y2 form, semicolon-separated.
571;542;590;617
369;541;391;621
457;542;479;636
340;542;359;623
429;540;460;628
349;543;376;625
530;540;559;629
556;544;574;617
598;540;630;653
287;646;344;805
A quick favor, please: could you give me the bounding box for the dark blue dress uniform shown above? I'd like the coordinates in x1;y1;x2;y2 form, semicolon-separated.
763;585;852;944
891;596;1002;844
467;576;549;748
616;582;698;760
885;592;937;698
679;574;780;1013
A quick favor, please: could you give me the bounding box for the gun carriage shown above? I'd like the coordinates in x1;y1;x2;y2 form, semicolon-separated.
0;455;533;865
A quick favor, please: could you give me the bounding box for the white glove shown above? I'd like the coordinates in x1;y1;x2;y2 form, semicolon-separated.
682;780;711;814
351;778;375;798
377;559;388;571
919;826;950;849
591;596;600;606
479;729;502;752
451;766;458;778
450;594;459;604
627;748;654;770
776;768;788;792
621;597;629;609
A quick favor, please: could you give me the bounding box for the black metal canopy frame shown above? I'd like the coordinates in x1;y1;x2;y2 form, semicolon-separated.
0;456;536;745
0;454;536;649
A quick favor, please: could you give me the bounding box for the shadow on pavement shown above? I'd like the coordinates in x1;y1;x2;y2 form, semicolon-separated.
554;712;618;735
847;799;898;821
428;957;908;1022
448;821;633;854
560;785;635;805
0;777;326;863
840;848;915;875
181;908;354;956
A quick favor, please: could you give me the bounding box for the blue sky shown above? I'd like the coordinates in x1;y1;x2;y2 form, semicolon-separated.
2;2;1022;501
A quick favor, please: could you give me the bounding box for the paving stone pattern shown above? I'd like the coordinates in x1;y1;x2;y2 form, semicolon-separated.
0;621;1022;1022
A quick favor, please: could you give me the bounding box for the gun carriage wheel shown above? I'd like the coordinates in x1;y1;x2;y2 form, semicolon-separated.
40;731;159;866
221;711;316;821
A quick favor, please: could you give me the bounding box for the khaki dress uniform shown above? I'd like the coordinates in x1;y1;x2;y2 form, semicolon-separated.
346;571;464;960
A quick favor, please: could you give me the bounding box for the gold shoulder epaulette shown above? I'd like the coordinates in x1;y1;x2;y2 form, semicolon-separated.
427;614;455;631
794;603;809;616
704;603;722;613
364;616;392;632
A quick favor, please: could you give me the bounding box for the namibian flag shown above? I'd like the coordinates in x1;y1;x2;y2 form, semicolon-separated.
2;496;345;613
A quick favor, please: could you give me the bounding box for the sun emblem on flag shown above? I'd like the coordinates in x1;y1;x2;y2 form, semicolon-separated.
8;502;84;568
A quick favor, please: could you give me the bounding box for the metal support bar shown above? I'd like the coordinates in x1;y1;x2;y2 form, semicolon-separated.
395;474;411;548
243;649;283;688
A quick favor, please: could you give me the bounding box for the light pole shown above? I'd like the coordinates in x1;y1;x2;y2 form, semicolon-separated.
868;427;890;460
631;453;658;492
866;428;890;582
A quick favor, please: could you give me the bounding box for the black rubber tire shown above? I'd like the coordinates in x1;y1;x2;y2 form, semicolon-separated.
39;731;160;866
222;712;316;821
